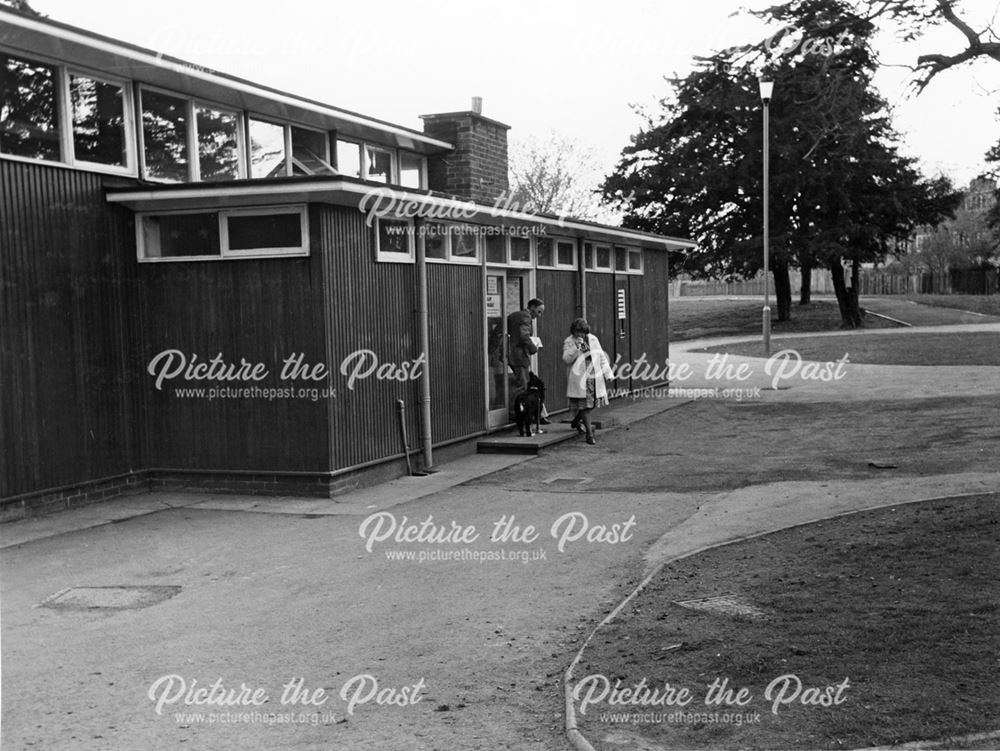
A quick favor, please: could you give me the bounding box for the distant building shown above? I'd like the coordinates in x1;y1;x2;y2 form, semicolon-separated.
911;176;998;262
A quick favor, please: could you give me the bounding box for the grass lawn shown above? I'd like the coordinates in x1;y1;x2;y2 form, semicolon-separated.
575;494;1000;750
695;331;1000;366
670;296;1000;342
903;294;1000;318
668;299;896;342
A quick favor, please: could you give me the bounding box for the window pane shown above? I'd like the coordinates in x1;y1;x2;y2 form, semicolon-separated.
71;75;126;167
249;119;286;178
451;225;478;259
615;246;628;271
291;126;333;175
142;213;219;258
399;150;423;188
424;222;447;259
629;249;642;271
536;238;553;267
227;213;302;250
485;234;504;264
365;145;392;183
510;237;531;263
196;105;239;181
557;241;575;266
0;54;60;161
336;140;361;178
378;219;410;255
596;245;611;269
142;90;188;181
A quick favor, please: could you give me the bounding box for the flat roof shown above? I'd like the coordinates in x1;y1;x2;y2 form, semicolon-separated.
0;7;453;154
105;177;697;250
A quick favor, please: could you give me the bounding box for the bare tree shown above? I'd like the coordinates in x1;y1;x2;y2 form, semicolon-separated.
507;132;617;223
861;0;1000;91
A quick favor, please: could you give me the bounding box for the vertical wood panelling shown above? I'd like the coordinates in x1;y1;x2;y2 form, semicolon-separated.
633;250;670;370
535;269;578;410
1;160;139;498
136;251;330;471
585;272;617;357
317;206;422;469
427;264;484;441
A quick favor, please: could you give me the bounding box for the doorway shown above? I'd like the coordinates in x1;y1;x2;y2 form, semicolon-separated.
485;267;533;428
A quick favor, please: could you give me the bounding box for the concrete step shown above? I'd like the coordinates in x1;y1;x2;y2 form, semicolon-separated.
477;418;617;455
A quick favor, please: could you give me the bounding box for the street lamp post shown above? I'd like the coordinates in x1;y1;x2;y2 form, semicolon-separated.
759;77;773;357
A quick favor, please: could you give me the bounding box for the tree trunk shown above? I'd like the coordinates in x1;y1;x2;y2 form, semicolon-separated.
773;260;792;322
800;260;812;305
849;258;863;327
829;259;860;328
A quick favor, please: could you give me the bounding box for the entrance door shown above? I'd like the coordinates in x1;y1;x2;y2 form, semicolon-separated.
485;268;530;428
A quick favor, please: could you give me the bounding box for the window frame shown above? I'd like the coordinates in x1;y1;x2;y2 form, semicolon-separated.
507;235;533;267
138;84;246;183
398;149;427;190
63;67;136;174
335;137;363;178
553;237;577;270
136;205;309;262
364;143;396;184
448;223;481;264
591;243;614;273
0;50;139;175
375;217;415;263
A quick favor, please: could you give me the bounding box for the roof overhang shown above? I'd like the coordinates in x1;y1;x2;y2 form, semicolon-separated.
105;178;698;250
0;8;452;155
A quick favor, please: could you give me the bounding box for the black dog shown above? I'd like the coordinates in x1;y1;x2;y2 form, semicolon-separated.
513;372;546;437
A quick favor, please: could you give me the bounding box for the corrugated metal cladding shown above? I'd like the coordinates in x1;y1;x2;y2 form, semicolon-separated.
427;264;484;442
0;160;139;498
630;250;670;372
535;269;578;411
136;253;329;472
316;206;422;469
585;272;618;362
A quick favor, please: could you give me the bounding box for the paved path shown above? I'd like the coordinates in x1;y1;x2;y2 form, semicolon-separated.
2;327;998;751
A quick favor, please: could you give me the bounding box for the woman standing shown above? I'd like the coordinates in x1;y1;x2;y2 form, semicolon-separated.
562;318;613;445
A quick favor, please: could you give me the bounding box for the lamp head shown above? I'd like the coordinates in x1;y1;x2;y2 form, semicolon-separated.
759;78;774;102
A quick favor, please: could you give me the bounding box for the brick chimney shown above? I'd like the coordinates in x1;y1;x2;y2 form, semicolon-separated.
420;98;510;204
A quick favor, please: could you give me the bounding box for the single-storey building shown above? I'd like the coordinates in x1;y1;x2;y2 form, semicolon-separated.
0;6;694;515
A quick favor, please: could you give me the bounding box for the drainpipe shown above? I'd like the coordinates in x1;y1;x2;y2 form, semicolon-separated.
577;236;587;319
415;217;434;470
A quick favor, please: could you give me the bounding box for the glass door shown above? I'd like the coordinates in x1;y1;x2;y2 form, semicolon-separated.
486;270;509;428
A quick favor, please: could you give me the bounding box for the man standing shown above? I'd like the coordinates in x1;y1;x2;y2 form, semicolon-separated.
507;298;547;421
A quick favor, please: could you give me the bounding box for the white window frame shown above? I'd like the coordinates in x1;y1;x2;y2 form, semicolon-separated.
534;236;556;268
398;149;427;190
422;221;451;263
137;205;309;262
247;115;290;178
507;235;533;267
592;243;614;273
192;99;246;182
375;217;415;263
553;237;577;270
0;49;139;176
138;84;245;183
63;67;137;175
364;143;396;184
627;247;644;274
335;137;363;178
448;223;481;264
289;124;334;175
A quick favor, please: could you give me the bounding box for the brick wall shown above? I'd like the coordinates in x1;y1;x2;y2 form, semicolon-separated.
421;111;510;204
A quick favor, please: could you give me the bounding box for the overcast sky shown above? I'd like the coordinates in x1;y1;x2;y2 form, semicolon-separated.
28;0;1000;186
